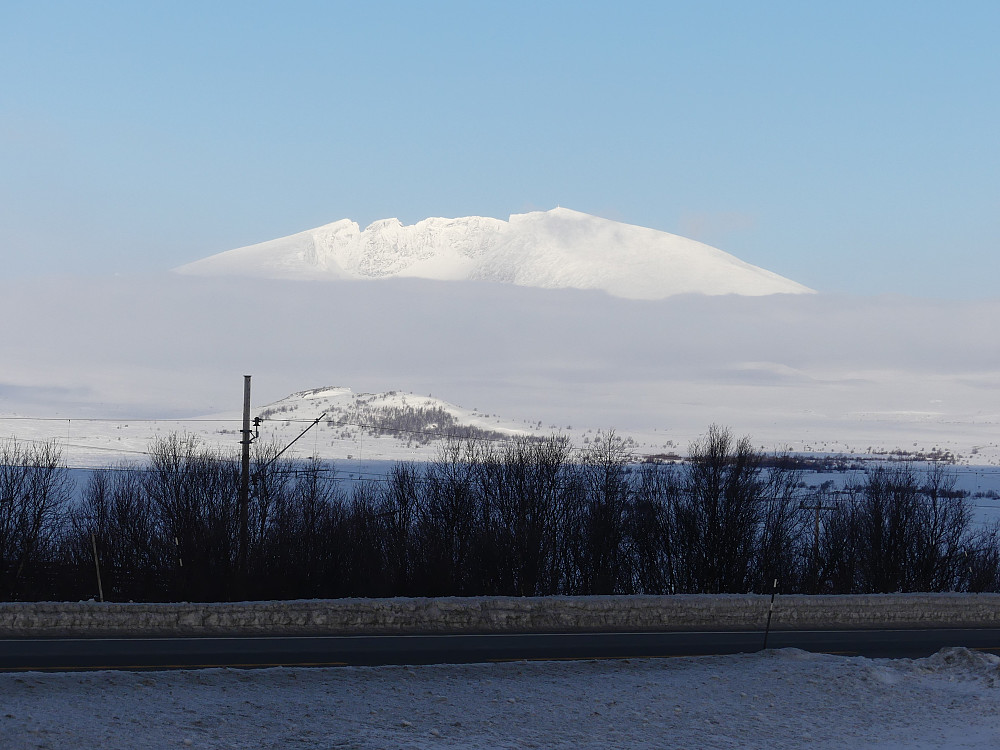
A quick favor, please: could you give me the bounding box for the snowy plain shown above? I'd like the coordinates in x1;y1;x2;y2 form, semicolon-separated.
3;647;999;749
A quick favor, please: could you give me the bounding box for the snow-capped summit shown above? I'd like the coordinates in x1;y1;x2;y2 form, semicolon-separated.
175;207;813;299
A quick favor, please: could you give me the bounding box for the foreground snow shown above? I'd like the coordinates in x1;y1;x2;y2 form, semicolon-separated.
3;648;998;749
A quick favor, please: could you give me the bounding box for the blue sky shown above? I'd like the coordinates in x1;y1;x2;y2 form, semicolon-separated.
1;1;997;296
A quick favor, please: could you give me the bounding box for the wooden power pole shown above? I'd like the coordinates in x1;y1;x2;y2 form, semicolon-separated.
800;497;836;591
800;498;836;559
238;374;252;595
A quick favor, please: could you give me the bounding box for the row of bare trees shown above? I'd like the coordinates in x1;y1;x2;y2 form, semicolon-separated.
1;427;998;602
0;440;73;598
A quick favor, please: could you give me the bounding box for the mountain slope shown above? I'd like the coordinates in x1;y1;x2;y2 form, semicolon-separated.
175;207;813;299
258;386;528;446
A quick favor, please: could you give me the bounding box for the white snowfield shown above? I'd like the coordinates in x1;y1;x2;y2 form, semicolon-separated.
174;207;814;299
3;648;998;749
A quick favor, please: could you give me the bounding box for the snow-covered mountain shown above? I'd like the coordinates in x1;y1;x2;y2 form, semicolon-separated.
175;207;813;299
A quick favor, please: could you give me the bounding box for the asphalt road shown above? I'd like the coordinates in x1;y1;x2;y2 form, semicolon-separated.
2;628;999;672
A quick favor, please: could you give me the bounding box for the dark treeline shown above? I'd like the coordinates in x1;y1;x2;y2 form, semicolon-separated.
1;425;998;602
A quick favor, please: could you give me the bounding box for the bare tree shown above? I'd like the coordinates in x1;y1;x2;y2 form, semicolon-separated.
414;439;480;595
911;463;971;591
572;431;633;595
143;433;239;601
755;453;807;592
69;464;161;600
262;457;346;598
380;462;422;595
963;522;1000;592
0;439;73;599
673;426;767;593
473;436;572;596
629;461;679;594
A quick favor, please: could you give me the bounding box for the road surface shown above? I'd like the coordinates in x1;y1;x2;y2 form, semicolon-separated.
2;628;999;671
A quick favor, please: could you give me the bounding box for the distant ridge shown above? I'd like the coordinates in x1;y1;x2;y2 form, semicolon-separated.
175;207;813;299
256;386;528;450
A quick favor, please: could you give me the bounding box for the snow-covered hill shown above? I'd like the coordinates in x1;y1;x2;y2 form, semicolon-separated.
175;207;813;299
255;386;531;457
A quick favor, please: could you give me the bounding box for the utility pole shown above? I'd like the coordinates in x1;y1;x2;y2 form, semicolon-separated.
238;375;252;596
762;578;778;650
800;498;837;559
800;497;836;591
90;531;104;603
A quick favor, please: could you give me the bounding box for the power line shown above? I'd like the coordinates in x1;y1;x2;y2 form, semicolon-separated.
6;409;1000;474
9;457;1000;513
0;416;238;423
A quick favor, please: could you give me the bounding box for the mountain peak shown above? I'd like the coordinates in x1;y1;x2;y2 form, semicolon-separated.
175;207;813;299
544;206;590;218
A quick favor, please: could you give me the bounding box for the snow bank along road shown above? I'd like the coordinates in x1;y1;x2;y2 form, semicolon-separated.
2;594;1000;671
3;648;1000;749
5;594;1000;638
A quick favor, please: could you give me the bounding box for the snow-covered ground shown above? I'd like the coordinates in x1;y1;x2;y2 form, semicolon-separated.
3;648;999;748
6;383;1000;471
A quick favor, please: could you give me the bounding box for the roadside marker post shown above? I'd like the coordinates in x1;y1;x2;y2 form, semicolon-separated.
763;578;778;650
